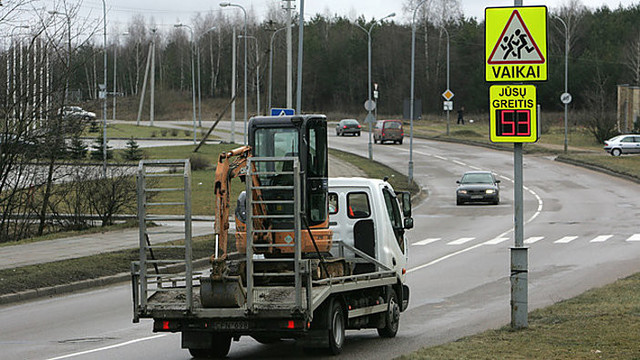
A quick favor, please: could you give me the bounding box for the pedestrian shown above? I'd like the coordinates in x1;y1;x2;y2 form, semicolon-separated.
457;107;465;125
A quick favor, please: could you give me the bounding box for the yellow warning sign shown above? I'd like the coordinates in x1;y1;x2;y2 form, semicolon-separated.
489;85;538;143
485;6;547;82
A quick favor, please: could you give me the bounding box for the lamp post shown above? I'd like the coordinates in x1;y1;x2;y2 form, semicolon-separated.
197;27;217;128
220;2;247;144
409;0;428;183
175;23;197;144
268;25;291;112
355;12;396;161
441;26;451;136
113;32;128;120
554;15;569;153
101;0;107;178
239;35;260;115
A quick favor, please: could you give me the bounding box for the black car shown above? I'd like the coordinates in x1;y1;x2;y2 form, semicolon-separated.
456;171;500;205
335;119;361;136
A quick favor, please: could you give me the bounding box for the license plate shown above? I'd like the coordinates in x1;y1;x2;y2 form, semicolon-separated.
211;320;249;330
471;195;483;199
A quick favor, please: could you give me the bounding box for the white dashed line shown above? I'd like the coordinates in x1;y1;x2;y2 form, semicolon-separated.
413;238;441;246
447;237;475;245
524;236;544;244
590;235;613;243
626;234;640;242
554;236;578;244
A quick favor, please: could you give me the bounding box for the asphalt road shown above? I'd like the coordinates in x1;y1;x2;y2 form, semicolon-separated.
2;122;640;359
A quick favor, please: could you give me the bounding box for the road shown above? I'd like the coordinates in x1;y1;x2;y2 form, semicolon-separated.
2;123;640;359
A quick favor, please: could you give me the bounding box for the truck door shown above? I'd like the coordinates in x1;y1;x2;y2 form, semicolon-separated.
382;188;406;269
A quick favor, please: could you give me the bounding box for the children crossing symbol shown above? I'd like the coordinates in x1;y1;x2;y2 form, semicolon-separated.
488;10;544;64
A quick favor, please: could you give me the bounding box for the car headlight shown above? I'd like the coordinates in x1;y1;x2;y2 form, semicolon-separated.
458;190;467;194
485;189;495;194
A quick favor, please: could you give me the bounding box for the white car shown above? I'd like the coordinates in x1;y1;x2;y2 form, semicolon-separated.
61;106;97;121
603;134;640;156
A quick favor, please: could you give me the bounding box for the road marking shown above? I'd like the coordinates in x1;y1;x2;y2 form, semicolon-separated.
468;165;482;171
626;234;640;242
408;243;486;274
483;237;510;245
590;235;613;243
447;237;475;245
453;160;467;166
413;238;441;246
524;236;544;244
433;155;447;160
554;236;579;244
44;334;169;360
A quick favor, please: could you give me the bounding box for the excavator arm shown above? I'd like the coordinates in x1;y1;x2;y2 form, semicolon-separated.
213;146;270;261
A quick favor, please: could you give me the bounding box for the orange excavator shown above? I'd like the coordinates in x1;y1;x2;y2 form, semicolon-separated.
210;115;333;277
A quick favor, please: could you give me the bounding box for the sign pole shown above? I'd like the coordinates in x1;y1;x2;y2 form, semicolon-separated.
511;0;528;330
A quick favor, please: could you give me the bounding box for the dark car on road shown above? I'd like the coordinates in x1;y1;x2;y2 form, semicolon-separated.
456;171;500;205
335;119;361;136
373;119;404;144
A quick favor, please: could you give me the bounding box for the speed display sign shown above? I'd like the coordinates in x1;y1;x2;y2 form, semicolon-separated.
489;84;538;143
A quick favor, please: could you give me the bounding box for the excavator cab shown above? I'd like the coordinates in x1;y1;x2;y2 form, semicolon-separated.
247;114;329;228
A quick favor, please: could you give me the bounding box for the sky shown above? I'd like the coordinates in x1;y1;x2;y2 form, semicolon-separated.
67;0;640;29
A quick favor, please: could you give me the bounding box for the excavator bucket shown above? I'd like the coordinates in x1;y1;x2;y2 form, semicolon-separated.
200;275;246;308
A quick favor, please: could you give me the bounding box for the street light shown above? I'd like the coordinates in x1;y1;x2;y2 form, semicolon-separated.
354;12;396;161
113;32;128;120
409;0;428;183
239;35;260;115
175;23;197;144
101;0;107;178
554;15;570;153
197;27;217;128
268;25;292;112
220;2;248;144
441;26;451;136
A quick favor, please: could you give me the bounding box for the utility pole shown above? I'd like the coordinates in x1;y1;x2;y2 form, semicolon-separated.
282;0;294;108
150;29;156;127
231;27;236;143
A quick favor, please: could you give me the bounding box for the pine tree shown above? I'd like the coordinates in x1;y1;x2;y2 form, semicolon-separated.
67;136;88;160
90;135;113;160
123;137;144;161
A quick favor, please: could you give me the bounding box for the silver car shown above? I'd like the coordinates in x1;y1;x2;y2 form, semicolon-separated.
456;171;500;205
336;119;361;136
604;134;640;156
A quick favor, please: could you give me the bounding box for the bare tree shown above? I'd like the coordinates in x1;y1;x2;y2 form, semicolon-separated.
583;72;617;143
625;31;640;84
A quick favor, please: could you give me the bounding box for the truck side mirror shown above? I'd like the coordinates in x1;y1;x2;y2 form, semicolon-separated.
404;217;414;230
400;192;411;217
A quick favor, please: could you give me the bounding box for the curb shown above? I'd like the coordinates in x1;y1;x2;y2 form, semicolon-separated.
555;156;640;184
0;258;210;305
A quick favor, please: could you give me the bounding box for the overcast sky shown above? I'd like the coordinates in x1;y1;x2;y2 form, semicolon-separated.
62;0;640;29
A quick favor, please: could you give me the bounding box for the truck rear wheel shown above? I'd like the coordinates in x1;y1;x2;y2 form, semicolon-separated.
377;289;400;338
187;333;232;359
328;298;345;355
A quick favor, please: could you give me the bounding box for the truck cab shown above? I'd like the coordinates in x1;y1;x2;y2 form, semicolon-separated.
328;177;412;281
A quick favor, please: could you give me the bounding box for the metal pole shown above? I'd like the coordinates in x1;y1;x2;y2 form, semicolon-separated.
511;0;528;330
285;0;293;108
443;27;450;136
296;0;305;114
554;16;569;153
367;29;373;160
113;39;117;120
268;26;289;112
197;44;202;128
231;27;236;143
102;0;108;178
409;2;426;183
150;29;156;126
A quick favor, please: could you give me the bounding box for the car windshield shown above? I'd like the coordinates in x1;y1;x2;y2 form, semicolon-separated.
461;173;494;184
343;120;358;125
384;121;401;129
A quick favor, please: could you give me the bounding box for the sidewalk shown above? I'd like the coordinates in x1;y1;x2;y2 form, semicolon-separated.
0;154;365;271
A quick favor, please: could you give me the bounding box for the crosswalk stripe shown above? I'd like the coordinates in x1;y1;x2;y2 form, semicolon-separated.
484;237;510;245
413;238;441;246
590;235;613;243
524;236;544;244
626;234;640;242
447;237;475;245
554;236;579;244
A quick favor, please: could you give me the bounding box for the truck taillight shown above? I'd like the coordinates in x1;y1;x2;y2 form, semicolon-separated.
282;320;305;329
154;319;179;332
163;321;171;330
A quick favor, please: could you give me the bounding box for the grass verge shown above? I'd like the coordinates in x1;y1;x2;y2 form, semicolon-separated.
398;272;640;360
0;235;218;295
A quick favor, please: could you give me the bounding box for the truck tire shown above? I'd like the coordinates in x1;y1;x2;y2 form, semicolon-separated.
327;298;345;355
188;333;232;359
377;289;400;338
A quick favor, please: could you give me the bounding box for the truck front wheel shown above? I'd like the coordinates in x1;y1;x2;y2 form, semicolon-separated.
188;333;232;359
328;299;345;355
377;289;400;338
